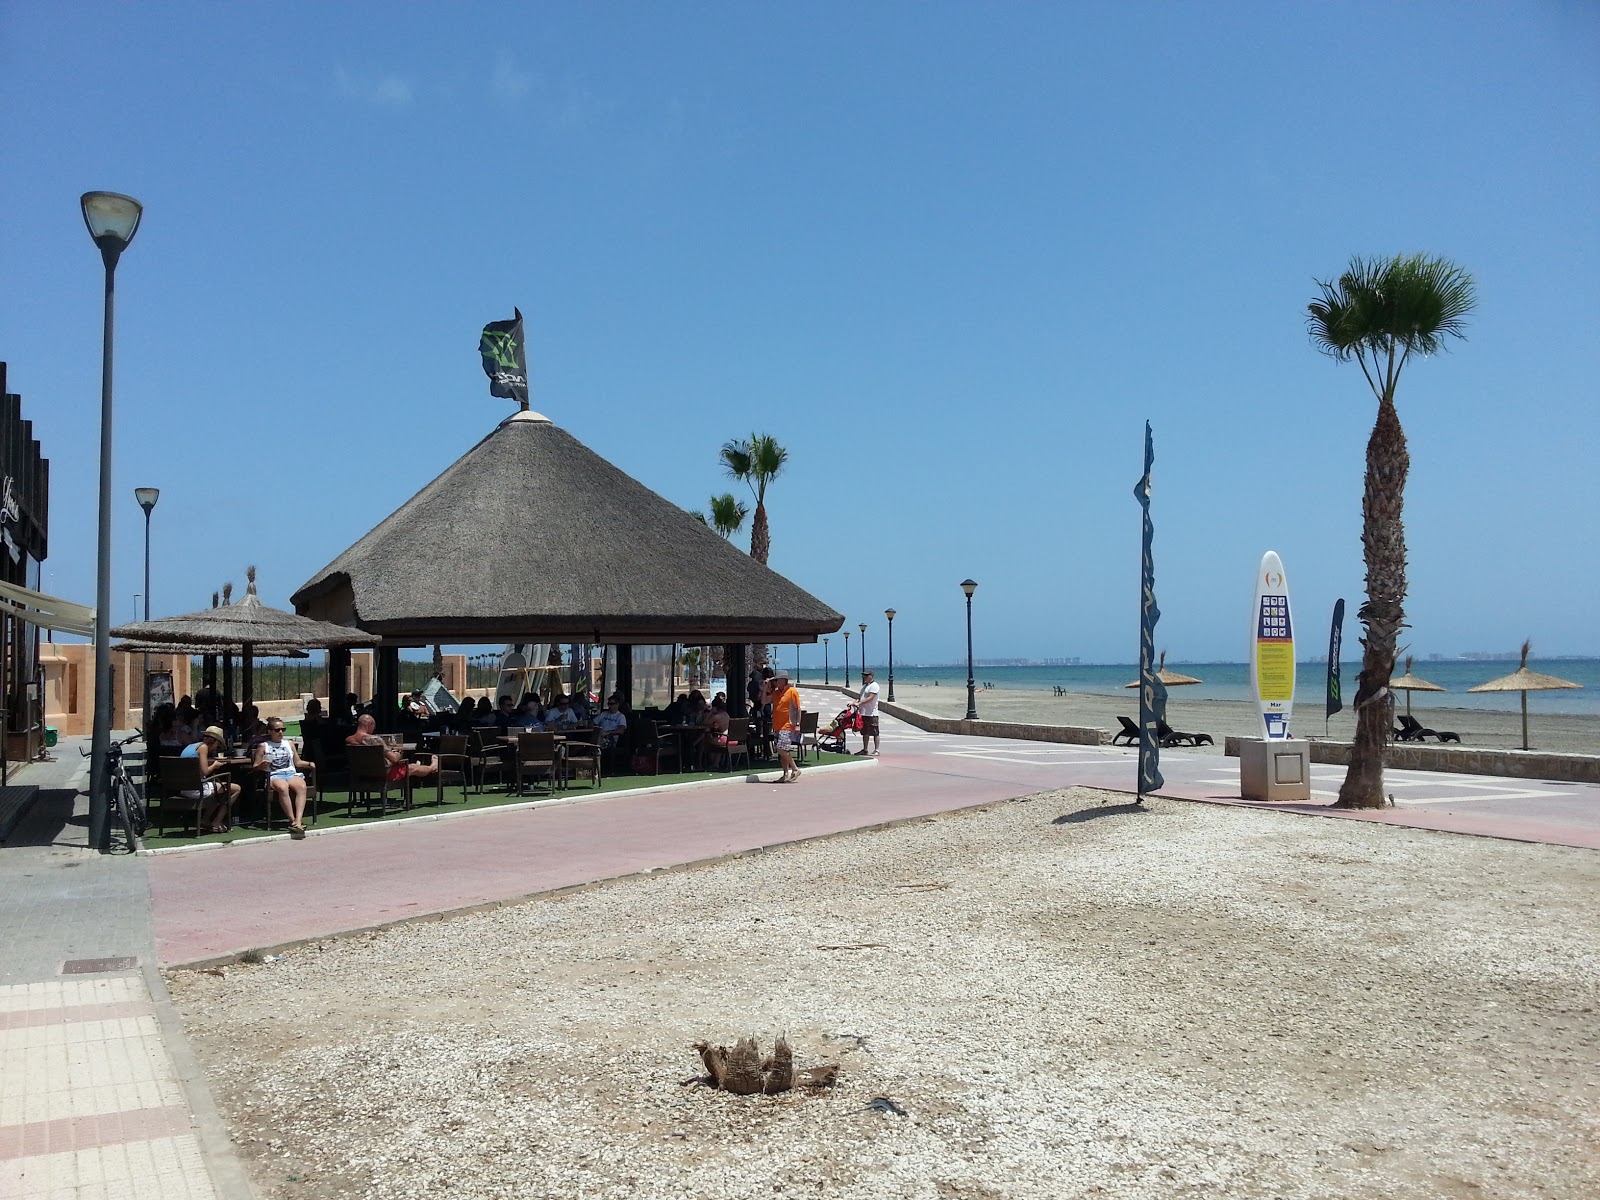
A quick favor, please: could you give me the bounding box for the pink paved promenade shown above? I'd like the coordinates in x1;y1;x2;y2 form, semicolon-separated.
148;697;1600;966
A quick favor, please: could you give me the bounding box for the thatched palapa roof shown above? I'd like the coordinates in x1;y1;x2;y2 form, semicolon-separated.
291;411;843;644
111;568;381;649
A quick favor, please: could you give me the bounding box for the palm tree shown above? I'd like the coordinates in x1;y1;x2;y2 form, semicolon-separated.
1307;253;1475;809
708;492;748;543
719;434;788;566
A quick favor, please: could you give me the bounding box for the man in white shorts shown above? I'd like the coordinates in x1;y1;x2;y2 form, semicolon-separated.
855;669;881;756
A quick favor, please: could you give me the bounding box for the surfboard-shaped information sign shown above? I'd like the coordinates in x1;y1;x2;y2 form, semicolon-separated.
1250;551;1295;739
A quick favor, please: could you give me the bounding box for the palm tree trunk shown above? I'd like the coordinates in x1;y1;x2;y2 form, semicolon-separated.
750;502;770;565
1336;395;1409;809
749;501;771;669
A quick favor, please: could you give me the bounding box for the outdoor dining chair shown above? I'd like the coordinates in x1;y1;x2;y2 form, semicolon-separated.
435;734;472;801
562;731;602;791
514;732;561;796
155;756;207;838
723;718;752;773
468;728;509;793
347;743;411;815
796;710;820;762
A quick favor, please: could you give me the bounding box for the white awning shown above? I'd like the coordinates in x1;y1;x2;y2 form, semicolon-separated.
0;579;96;637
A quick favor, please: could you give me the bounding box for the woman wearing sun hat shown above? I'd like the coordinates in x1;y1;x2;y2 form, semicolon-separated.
180;726;241;834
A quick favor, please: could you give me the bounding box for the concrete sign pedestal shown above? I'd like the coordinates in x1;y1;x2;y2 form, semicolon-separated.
1239;738;1311;802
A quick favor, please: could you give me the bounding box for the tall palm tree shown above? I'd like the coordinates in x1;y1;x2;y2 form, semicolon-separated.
1307;253;1475;809
719;434;788;566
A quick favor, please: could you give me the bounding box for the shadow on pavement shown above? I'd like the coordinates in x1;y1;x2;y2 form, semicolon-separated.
2;787;86;848
1052;801;1152;825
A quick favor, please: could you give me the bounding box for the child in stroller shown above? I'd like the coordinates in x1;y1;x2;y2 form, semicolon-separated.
817;704;862;754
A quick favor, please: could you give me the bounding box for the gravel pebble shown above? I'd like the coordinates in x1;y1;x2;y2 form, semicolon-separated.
170;788;1600;1199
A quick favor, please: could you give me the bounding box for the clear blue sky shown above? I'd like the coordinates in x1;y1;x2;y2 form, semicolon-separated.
4;1;1597;666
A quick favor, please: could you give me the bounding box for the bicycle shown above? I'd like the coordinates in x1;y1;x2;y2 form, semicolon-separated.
82;731;147;850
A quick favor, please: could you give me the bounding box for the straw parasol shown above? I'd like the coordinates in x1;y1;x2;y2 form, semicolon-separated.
111;567;379;706
113;641;308;658
112;567;379;650
1390;655;1445;716
1467;640;1582;750
1124;651;1203;689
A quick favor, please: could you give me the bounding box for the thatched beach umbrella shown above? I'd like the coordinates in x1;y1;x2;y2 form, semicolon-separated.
114;641;309;658
1390;655;1445;717
1467;641;1582;751
1124;651;1203;689
111;566;378;706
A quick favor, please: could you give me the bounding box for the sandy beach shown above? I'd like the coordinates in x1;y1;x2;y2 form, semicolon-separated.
876;684;1600;757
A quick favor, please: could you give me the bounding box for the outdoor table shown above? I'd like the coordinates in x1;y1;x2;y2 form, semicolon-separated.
662;724;708;769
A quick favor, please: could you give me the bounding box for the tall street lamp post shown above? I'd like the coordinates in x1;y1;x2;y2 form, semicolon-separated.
83;191;143;852
135;487;159;728
823;637;830;685
843;630;851;690
884;608;897;702
858;623;867;683
961;579;979;720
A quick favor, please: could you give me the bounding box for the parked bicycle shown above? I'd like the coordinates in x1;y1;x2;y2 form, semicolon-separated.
81;732;146;850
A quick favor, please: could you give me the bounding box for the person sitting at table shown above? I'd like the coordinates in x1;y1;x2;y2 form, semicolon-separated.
181;726;242;834
697;695;731;769
254;718;314;838
545;695;579;728
681;691;707;729
345;714;438;784
514;694;545;729
451;702;478;733
662;694;690;726
595;696;629;749
606;690;632;715
237;704;270;750
474;696;497;726
152;703;183;753
172;698;199;747
301;697;327;735
492;695;518;730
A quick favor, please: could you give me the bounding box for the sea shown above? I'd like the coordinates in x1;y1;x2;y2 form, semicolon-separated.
808;660;1600;717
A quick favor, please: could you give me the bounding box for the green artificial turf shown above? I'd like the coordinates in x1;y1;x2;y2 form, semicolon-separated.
139;750;860;849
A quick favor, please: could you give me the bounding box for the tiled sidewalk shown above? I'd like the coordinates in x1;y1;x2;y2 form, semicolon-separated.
0;740;237;1200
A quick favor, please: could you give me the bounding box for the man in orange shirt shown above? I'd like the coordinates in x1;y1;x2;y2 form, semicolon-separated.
765;672;803;783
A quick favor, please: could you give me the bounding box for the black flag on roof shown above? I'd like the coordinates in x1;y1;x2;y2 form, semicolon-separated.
479;308;529;405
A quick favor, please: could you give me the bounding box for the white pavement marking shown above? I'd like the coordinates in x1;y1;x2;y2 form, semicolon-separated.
1198;764;1578;806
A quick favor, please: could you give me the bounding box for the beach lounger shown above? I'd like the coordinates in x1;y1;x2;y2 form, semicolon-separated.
1157;720;1213;748
1397;714;1461;744
1112;716;1141;746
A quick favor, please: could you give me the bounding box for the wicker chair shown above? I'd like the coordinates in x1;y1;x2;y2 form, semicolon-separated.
514;732;561;796
347;743;410;814
723;718;752;773
562;731;601;790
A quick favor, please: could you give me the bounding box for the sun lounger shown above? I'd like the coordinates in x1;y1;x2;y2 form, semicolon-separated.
1397;714;1461;743
1112;716;1141;746
1157;720;1214;748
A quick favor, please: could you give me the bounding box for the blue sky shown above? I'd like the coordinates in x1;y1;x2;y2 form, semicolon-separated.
4;1;1597;666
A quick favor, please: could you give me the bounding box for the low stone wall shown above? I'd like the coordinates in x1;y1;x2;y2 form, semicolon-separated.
805;683;1107;747
1223;736;1600;784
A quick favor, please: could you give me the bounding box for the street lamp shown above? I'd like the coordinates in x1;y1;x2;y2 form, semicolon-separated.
135;487;159;730
843;629;851;689
884;608;897;702
961;579;978;720
823;636;830;684
83;190;143;853
858;622;867;681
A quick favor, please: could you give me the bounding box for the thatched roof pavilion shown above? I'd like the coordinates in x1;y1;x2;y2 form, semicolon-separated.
292;411;842;645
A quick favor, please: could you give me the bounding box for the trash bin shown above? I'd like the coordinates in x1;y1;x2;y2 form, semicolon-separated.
1238;738;1311;802
45;726;58;748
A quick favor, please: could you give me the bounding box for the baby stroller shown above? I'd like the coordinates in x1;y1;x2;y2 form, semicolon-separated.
817;704;862;754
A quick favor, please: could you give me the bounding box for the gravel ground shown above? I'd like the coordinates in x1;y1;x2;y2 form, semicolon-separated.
171;789;1600;1200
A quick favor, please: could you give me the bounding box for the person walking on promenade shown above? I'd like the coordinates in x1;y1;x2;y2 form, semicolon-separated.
766;672;803;783
855;669;882;756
